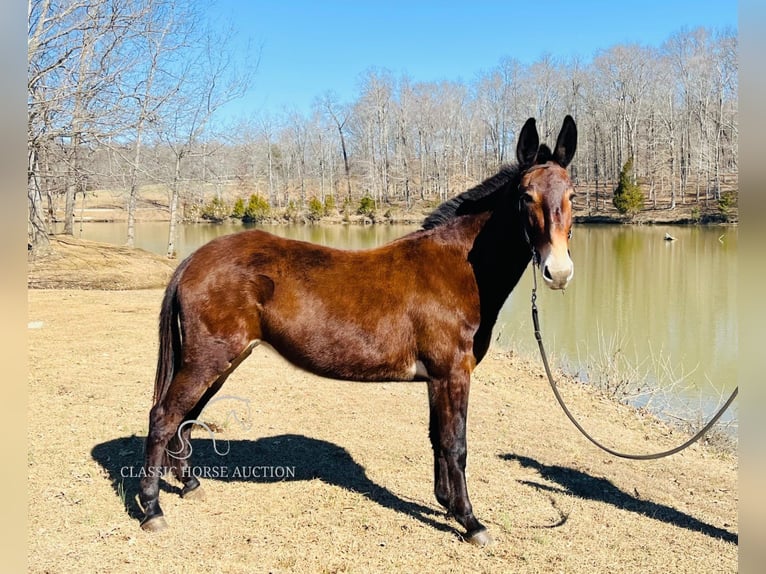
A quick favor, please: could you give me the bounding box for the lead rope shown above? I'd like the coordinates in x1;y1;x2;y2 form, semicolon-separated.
529;257;738;460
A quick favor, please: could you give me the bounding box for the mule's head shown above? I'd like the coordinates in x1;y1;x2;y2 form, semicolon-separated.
516;116;577;290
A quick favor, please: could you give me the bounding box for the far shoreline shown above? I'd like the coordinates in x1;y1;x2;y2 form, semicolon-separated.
58;205;738;228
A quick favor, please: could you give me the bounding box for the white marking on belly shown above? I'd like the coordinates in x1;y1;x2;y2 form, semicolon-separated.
412;360;429;379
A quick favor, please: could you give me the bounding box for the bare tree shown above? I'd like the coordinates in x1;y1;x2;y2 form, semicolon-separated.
354;69;394;204
27;0;254;256
115;0;191;247
321;92;353;204
30;11;735;239
29;0;165;248
155;28;250;257
28;0;92;252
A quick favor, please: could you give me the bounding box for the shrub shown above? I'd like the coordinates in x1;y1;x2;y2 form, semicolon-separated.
307;197;324;221
232;197;246;219
324;195;336;214
201;197;230;222
357;196;376;217
243;194;271;223
283;200;299;221
718;190;737;215
690;207;701;223
613;157;644;217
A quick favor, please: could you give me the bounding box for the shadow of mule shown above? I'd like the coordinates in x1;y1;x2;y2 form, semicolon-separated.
91;434;453;535
500;453;737;544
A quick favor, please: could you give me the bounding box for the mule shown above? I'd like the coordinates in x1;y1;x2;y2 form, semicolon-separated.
139;115;578;545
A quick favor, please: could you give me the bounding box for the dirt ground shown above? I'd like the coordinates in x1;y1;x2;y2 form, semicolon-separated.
27;239;738;573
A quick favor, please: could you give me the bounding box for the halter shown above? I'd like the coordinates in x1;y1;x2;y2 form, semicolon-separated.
517;162;556;267
520;222;539;267
518;195;538;267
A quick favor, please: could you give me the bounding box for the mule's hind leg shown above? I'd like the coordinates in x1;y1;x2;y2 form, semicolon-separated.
140;341;258;531
172;341;256;499
166;374;230;501
140;366;220;531
176;341;259;498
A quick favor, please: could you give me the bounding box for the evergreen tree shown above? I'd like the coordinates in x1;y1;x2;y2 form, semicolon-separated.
613;157;644;217
243;194;271;223
232;197;246;219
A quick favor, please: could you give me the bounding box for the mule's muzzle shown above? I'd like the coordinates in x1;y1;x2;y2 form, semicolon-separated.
541;251;573;290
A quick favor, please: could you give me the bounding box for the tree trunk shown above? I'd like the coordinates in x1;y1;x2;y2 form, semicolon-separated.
126;132;143;248
166;154;182;259
27;146;49;255
63;134;79;235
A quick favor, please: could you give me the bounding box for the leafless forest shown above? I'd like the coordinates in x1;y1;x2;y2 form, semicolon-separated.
28;0;737;255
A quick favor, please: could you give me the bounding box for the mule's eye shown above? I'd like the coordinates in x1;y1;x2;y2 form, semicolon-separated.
522;192;535;204
569;192;577;204
567;229;573;239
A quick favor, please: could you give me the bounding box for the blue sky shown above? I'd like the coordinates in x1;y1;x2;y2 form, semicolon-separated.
214;0;738;120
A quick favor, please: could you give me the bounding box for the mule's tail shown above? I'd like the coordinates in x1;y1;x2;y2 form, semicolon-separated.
153;258;191;407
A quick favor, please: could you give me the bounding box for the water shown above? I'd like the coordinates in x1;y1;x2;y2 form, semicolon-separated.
501;225;737;427
71;220;737;427
73;221;414;260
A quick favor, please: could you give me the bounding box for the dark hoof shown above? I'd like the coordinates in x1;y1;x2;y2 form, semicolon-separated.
181;484;206;501
465;528;494;546
140;515;168;532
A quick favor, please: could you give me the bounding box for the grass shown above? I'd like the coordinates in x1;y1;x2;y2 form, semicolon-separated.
117;480;128;513
27;243;738;573
551;325;739;455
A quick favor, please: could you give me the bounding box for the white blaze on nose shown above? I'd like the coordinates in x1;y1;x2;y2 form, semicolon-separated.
540;244;573;290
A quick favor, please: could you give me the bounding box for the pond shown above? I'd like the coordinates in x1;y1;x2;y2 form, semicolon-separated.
71;220;738;428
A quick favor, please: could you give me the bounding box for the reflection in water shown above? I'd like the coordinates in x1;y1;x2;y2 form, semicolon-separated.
73;221;737;424
499;225;737;425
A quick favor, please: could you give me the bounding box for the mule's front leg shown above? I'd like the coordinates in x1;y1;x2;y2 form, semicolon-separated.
428;372;493;546
429;406;451;510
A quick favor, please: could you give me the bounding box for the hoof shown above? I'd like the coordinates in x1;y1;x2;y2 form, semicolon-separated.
465;528;494;546
140;515;168;532
181;484;206;501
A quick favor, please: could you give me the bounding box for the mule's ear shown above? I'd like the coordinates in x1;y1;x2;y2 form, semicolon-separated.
553;115;577;168
516;117;539;167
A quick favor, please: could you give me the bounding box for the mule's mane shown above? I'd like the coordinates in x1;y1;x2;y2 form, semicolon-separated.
421;144;555;230
420;164;517;230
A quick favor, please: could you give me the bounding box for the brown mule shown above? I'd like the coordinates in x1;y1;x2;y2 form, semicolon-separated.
139;116;578;545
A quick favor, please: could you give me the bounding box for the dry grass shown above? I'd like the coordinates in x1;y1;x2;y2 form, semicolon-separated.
28;236;176;290
27;244;737;573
